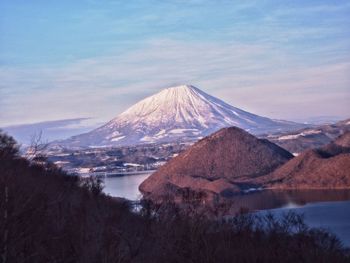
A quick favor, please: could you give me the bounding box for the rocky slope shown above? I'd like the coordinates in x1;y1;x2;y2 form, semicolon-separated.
54;85;303;148
139;127;293;201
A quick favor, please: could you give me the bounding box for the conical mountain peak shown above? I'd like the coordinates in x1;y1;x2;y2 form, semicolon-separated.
55;85;302;148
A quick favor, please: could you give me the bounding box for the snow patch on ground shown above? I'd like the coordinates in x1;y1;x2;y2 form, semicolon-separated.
54;161;70;165
78;168;91;173
111;136;126;142
123;163;141;167
303;130;322;135
169;128;199;134
91;166;107;171
278;134;300;140
106;131;121;139
278;130;321;140
155;129;166;136
140;136;155;142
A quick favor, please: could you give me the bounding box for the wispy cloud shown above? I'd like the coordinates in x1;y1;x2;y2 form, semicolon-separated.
0;0;349;127
1;118;100;145
1;38;349;126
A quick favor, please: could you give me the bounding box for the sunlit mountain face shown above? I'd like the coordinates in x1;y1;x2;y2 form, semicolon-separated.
53;85;304;148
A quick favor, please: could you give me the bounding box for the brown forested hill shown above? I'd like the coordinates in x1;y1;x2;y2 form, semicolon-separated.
140;127;293;200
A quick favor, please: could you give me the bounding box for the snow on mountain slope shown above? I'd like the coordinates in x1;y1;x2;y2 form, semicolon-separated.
54;85;303;148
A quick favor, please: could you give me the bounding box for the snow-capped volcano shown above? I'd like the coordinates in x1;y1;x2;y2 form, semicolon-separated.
55;85;303;148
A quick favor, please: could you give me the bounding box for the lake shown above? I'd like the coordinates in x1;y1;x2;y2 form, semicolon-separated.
216;189;350;246
102;174;350;247
255;199;350;247
102;171;153;200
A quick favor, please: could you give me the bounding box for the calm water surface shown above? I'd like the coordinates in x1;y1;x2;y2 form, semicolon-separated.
103;174;350;246
231;189;350;247
102;171;152;200
255;199;350;247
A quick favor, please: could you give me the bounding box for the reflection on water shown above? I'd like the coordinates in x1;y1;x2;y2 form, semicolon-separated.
254;199;350;247
228;189;350;213
102;171;152;200
227;189;350;247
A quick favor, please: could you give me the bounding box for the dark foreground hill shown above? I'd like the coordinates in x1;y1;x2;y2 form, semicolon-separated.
140;127;293;200
1;131;349;263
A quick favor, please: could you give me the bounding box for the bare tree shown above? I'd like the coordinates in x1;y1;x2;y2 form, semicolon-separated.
25;131;49;164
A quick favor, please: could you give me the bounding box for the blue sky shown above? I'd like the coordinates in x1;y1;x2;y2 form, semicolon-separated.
1;0;349;132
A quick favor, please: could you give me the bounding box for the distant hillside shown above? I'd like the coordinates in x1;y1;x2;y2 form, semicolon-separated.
264;118;350;154
257;131;350;189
